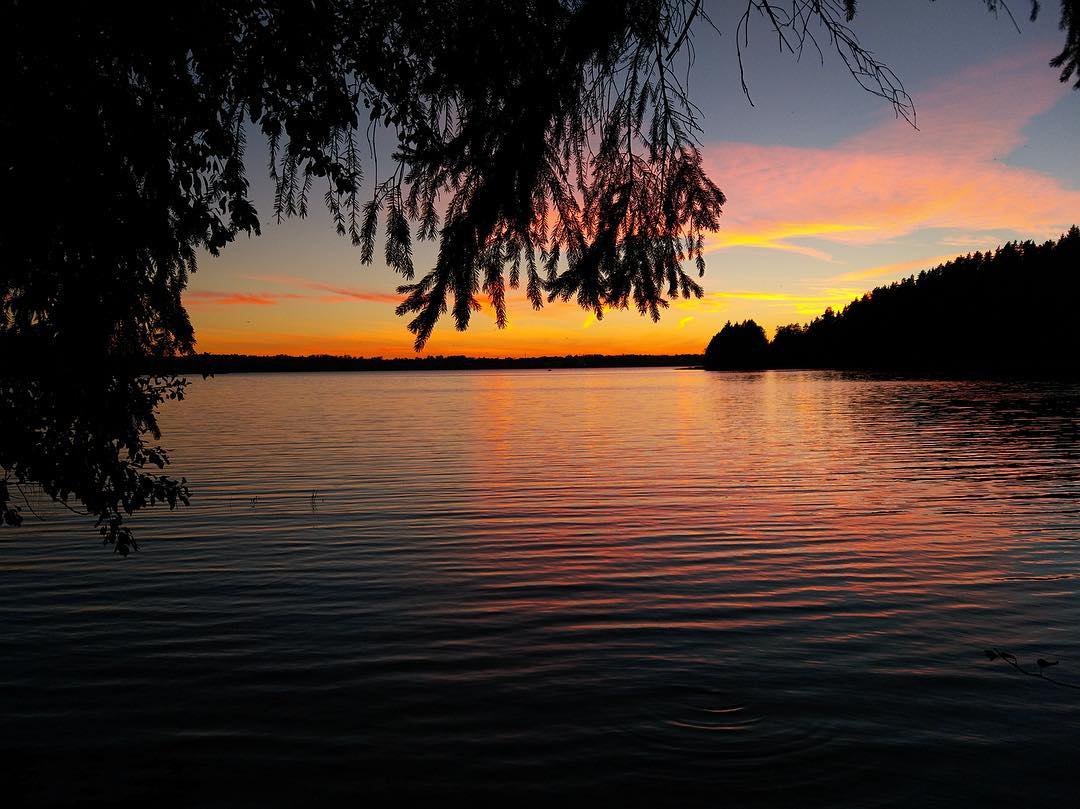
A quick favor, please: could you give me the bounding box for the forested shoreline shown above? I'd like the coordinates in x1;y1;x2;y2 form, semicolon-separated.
705;228;1080;374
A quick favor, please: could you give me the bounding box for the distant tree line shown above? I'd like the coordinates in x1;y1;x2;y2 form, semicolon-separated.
151;353;701;374
704;227;1080;374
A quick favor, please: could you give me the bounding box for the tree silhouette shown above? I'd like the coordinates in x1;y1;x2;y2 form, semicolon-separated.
703;320;769;370
0;369;190;556
703;228;1080;374
3;1;1079;549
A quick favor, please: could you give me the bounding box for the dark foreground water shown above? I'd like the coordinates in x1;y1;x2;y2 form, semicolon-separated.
3;369;1080;806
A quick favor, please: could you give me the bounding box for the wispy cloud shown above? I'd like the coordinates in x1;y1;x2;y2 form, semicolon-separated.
676;288;864;317
704;223;868;261
304;283;402;304
702;44;1080;260
190;275;402;307
828;253;959;283
186;290;303;306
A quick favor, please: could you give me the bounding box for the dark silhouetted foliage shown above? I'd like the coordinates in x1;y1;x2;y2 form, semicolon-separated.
0;367;191;555
703;228;1080;374
703;320;769;370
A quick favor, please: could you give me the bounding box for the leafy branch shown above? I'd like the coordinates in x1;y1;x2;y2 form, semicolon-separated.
985;647;1080;691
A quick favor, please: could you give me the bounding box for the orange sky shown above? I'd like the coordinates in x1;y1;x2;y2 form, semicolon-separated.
188;17;1079;358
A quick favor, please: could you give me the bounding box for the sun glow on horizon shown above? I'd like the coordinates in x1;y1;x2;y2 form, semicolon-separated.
188;40;1079;359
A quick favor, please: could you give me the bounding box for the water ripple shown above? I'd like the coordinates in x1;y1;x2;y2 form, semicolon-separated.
3;369;1080;805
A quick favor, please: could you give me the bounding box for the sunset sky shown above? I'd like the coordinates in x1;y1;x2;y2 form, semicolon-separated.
189;3;1080;357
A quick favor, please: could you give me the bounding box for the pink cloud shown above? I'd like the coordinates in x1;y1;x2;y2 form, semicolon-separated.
827;253;961;283
188;275;402;307
703;43;1080;260
239;274;401;304
185;291;301;306
304;283;402;304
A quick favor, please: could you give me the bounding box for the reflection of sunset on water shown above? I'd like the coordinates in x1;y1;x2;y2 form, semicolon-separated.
347;370;1079;642
7;369;1080;802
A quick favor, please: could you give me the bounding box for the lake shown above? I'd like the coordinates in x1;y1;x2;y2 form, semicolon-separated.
3;368;1079;806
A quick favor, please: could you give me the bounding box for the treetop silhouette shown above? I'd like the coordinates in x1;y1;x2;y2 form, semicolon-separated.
703;228;1080;374
704;319;769;370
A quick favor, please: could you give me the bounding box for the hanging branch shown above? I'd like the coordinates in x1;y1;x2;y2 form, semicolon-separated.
985;648;1080;691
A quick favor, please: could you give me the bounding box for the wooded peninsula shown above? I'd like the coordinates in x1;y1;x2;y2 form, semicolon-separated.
705;228;1080;375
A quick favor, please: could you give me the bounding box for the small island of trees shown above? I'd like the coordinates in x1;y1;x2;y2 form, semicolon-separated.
704;227;1080;375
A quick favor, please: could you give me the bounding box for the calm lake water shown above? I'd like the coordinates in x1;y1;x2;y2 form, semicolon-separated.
3;369;1080;806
